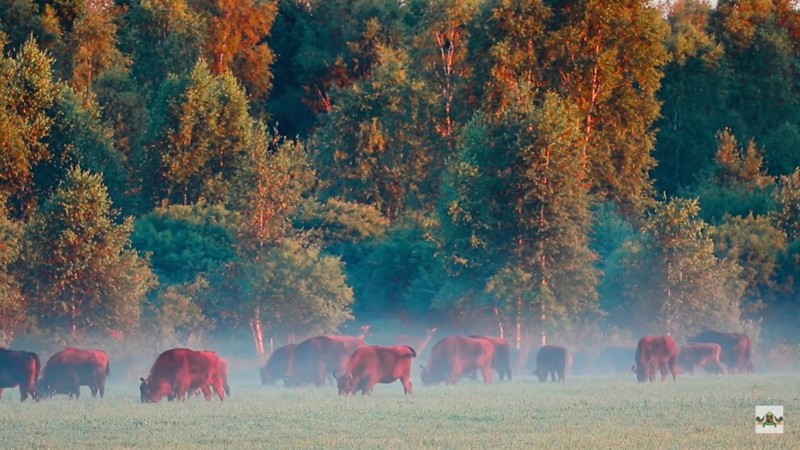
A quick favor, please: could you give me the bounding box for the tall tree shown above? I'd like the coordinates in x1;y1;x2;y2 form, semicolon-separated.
0;198;25;344
19;167;156;337
653;0;730;194
228;129;315;256
0;36;60;218
235;237;355;339
541;0;669;213
617;197;744;337
312;44;440;222
190;0;279;112
437;90;598;340
144;60;254;206
120;0;206;95
690;129;775;224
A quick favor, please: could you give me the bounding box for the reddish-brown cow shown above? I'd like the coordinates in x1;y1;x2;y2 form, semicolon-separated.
469;335;512;381
689;330;754;374
286;336;365;387
336;345;416;395
632;336;677;382
38;348;110;399
420;336;495;386
677;342;724;375
260;344;297;386
140;348;226;403
0;348;40;402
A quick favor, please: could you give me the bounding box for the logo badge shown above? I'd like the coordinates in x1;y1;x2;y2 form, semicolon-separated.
756;405;784;434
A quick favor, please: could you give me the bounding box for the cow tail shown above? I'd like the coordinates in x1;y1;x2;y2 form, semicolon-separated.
406;346;417;358
106;361;111;376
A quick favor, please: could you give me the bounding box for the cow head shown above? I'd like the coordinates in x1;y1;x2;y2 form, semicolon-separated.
334;371;354;396
35;376;56;400
631;364;647;382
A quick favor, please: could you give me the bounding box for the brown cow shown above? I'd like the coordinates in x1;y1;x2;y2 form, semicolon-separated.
531;345;569;382
469;335;512;381
285;335;365;387
419;336;495;386
0;348;40;402
260;344;297;386
677;342;724;375
336;345;416;395
689;330;754;374
166;352;230;401
139;348;226;403
632;335;677;382
38;348;110;399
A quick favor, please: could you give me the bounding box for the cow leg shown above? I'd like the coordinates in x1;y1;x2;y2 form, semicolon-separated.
200;385;213;401
481;366;493;385
401;376;413;395
17;386;27;402
213;380;226;401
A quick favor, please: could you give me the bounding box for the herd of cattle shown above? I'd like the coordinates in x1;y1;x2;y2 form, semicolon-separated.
0;330;755;402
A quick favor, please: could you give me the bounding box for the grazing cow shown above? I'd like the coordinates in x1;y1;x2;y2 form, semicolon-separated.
260;344;297;386
38;348;110;399
689;330;754;374
532;346;569;382
597;347;636;374
468;336;512;381
139;348;226;403
420;336;495;386
285;335;365;387
336;345;416;395
632;336;677;382
0;348;40;402
677;342;724;375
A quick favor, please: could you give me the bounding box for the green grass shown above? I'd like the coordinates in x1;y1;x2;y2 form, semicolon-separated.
0;374;797;449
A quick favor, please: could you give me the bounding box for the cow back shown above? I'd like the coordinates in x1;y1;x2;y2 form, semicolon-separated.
423;336;494;384
261;343;297;385
690;330;753;373
289;335;365;386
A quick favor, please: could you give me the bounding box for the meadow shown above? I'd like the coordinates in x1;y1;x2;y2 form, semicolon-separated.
0;372;797;449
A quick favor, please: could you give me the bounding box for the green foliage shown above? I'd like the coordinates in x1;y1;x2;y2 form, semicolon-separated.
689;130;776;223
228;130;316;255
312;43;441;222
146;276;215;348
37;88;131;213
436;90;599;328
146;60;254;206
0;199;26;344
711;213;786;315
540;0;670;213
618;197;744;337
132;202;237;286
236;237;354;337
120;0;205;93
19;167;156;336
0;36;60;217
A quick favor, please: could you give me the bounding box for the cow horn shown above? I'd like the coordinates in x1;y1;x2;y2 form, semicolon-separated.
630;365;637;373
333;370;338;380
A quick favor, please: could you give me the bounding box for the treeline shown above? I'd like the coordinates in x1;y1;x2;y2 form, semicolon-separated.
1;0;800;357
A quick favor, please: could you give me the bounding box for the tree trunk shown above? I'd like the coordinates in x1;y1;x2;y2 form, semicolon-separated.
250;310;265;357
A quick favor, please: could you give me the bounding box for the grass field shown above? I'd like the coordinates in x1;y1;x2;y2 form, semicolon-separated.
0;372;797;449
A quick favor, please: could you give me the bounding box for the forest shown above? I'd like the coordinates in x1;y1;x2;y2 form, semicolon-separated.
1;0;799;366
